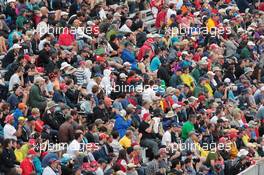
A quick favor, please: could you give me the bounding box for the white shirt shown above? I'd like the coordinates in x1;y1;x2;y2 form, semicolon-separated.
9;73;20;91
95;167;104;175
162;130;172;146
36;21;48;38
4;123;17;140
84;68;91;82
66;139;80;157
119;24;132;33
210;116;218;124
167;8;176;20
42;166;57;175
76;27;93;40
86;79;97;94
142;87;156;103
38;39;50;51
99;8;107;20
110;139;123;156
152;117;161;134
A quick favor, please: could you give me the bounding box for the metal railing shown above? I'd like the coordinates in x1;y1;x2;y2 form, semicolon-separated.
238;159;264;175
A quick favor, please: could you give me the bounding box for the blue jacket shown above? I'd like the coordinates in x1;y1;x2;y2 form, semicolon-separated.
13;108;23;128
121;49;137;69
33;157;43;175
114;114;132;138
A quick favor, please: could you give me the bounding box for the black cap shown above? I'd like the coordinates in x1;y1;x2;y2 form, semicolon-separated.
98;158;107;164
27;116;36;121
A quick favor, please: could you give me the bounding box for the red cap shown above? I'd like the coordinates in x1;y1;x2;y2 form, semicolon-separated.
219;137;227;143
24;54;31;62
99;133;109;140
4;114;14;123
28;139;36;146
79;61;86;66
177;52;182;57
210;44;219;50
142;113;150;121
229;132;238;139
146;38;154;44
177;102;185;106
36;67;44;73
198;95;206;102
96;56;105;63
60;83;68;91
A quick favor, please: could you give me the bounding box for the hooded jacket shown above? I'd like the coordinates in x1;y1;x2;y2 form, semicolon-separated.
100;69;112;95
114;114;132;138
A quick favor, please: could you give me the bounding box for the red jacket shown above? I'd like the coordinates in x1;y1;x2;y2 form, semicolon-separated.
137;42;155;62
155;10;167;28
20;158;35;175
58;28;75;46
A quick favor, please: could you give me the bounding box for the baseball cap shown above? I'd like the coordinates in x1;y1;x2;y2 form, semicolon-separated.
18;103;27;110
142;113;150;121
4;114;14;123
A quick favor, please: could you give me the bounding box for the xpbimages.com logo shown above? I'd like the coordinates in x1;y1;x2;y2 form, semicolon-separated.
170;24;232;37
38;25;100;36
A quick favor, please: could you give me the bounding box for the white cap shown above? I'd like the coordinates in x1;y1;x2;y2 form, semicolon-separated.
207;71;215;76
221;117;228;122
119;73;128;78
224;78;231;83
172;103;181;109
61;11;69;16
146;33;154;38
182;51;189;55
237;149;249;157
60;62;71;70
260;86;264;91
12;44;22;49
198;59;208;65
7;0;16;3
152;34;161;38
247;41;255;46
237;28;245;33
193;12;200;16
119;109;127;117
124;62;131;66
223;19;229;23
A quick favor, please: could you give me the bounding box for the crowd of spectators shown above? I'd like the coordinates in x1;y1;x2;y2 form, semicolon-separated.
0;0;264;175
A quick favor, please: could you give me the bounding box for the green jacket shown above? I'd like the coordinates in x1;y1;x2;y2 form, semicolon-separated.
193;85;207;97
181;121;194;141
16;16;27;28
240;46;250;59
28;84;47;111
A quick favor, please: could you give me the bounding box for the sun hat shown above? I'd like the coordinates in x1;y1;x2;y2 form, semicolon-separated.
172;103;181;109
247;41;255;46
12;44;22;49
165;111;175;118
212;66;221;72
237;149;249;157
244;67;254;74
60;62;71;70
46;101;59;109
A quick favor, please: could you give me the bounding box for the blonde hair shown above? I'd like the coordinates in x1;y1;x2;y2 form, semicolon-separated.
31;108;40;115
